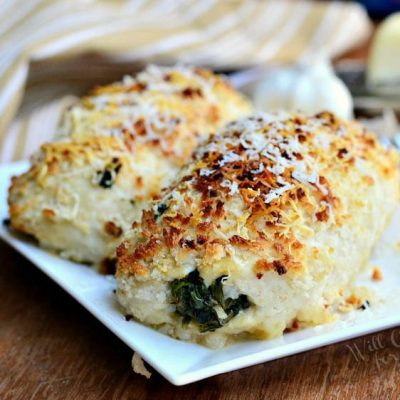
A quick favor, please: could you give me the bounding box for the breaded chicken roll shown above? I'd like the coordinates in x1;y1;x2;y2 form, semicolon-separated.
116;111;399;347
8;65;252;268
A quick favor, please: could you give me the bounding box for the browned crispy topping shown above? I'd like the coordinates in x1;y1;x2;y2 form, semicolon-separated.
182;87;203;98
208;105;220;123
254;259;287;275
346;294;361;306
163;226;183;248
315;208;330;222
284;319;300;333
179;238;196;249
136;176;144;188
372;267;383;281
47;158;59;174
163;213;191;227
229;235;251;247
197;235;207;245
255;259;272;272
298;134;307;143
337;148;348;159
116;241;128;258
273;260;287;275
128;82;147;92
131;237;160;261
141;210;158;236
104;221;123;237
196;222;212;233
133;119;146;136
99;257;117;275
42;208;56;219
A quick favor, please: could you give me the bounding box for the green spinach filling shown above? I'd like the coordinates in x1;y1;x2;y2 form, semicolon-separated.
154;203;168;220
97;158;122;189
170;269;250;332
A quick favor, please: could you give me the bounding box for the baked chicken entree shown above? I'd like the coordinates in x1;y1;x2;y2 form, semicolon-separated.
8;65;252;267
116;111;399;347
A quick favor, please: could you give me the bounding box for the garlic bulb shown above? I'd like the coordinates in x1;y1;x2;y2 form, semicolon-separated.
253;57;353;119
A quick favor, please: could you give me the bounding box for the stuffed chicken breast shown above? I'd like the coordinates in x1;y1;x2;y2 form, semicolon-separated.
116;111;399;347
8;65;252;268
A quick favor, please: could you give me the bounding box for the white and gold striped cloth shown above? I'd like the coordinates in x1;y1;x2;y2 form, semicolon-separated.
0;0;371;163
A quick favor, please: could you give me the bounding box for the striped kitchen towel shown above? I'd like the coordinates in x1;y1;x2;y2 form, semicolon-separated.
0;0;371;162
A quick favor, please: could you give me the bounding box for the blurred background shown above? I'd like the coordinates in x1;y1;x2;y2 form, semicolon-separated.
1;0;400;162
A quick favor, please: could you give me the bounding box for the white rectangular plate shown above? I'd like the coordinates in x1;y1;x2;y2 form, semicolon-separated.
1;160;400;385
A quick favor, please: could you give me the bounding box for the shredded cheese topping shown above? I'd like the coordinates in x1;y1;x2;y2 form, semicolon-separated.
58;64;248;160
195;112;331;207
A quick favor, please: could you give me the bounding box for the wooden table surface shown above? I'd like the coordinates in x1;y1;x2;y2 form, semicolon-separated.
2;20;400;400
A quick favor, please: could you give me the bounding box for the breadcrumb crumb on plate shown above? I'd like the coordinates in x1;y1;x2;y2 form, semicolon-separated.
1;161;400;385
132;352;152;379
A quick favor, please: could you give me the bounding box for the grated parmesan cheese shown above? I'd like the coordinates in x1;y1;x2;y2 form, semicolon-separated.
200;168;215;177
250;163;265;174
264;183;294;204
220;179;239;195
218;151;242;166
198;111;330;205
